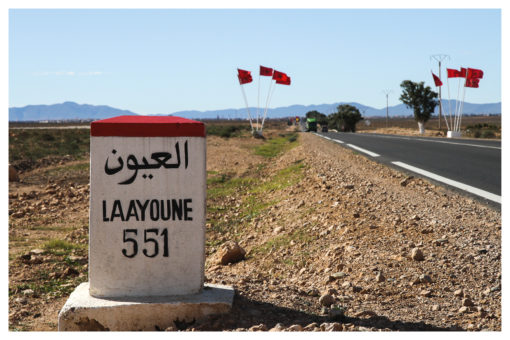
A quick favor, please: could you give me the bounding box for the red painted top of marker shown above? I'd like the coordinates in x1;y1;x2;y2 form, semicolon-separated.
91;115;205;137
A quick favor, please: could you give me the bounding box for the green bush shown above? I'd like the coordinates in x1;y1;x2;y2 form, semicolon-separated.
481;130;495;138
206;124;250;138
9;128;90;163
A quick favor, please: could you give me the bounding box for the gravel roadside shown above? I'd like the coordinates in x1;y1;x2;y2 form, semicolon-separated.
202;132;501;331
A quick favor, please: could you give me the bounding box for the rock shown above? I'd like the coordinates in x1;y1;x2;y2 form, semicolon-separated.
22;289;34;296
375;272;386;283
431;304;440;311
329;272;347;280
477;307;487;318
306;288;320;297
216;241;246;265
354;310;377;318
454;289;464;297
63;267;79;277
458;306;469;314
303;323;319;331
19;253;31;263
30;248;45;255
328;305;345;320
273;226;284;234
9;164;20;182
249;324;267;331
410;277;421;286
14;297;28;304
68;255;87;264
325;288;338;296
324;322;343;331
462;298;474;307
420;290;432;297
269;323;285;332
319;294;335;307
419;274;433;284
352;285;362;293
343;184;355;190
433;238;448;246
287;324;303;331
411;248;425;261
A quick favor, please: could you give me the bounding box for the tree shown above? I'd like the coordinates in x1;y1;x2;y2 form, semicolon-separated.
305;110;327;125
399;80;438;134
328;104;363;132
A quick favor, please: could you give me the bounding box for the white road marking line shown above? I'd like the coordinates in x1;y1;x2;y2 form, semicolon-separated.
392;161;501;204
346;144;380;157
359;133;500;150
315;133;344;144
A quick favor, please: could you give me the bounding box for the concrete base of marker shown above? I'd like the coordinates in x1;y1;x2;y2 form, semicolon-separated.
58;282;234;331
447;131;462;138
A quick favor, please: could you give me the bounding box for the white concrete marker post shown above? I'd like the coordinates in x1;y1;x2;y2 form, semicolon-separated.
58;116;234;331
447;131;462;138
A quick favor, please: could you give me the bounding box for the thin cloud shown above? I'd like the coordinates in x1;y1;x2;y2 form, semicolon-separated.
33;71;103;76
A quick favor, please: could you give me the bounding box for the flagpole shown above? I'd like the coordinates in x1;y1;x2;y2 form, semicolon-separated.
256;73;261;131
438;61;442;130
440;94;450;131
446;75;453;131
261;81;277;132
458;80;467;132
239;83;254;132
442;100;450;131
260;79;274;133
455;77;466;132
454;70;463;132
431;54;449;130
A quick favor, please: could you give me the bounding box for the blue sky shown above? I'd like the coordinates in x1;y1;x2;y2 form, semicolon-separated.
9;8;501;114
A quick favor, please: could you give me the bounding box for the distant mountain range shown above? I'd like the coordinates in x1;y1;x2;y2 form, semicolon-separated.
9;101;137;122
9;100;501;122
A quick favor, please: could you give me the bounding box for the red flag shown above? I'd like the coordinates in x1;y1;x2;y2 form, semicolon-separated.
237;68;252;85
272;70;287;81
431;72;442;87
260;66;273;76
460;68;467;78
467;68;484;79
465;78;480;88
447;68;462;78
276;75;291;85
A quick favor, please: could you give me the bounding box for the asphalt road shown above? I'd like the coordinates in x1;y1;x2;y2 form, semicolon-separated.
315;131;501;205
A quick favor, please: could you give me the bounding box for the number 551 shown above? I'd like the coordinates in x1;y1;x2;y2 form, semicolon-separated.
122;228;169;258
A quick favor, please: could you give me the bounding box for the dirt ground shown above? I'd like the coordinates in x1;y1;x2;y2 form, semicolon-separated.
8;130;501;331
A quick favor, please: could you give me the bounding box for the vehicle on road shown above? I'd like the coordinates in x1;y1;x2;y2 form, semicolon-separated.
306;118;317;132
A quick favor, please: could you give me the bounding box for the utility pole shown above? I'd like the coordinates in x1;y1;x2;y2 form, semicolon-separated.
382;90;391;129
430;54;450;131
